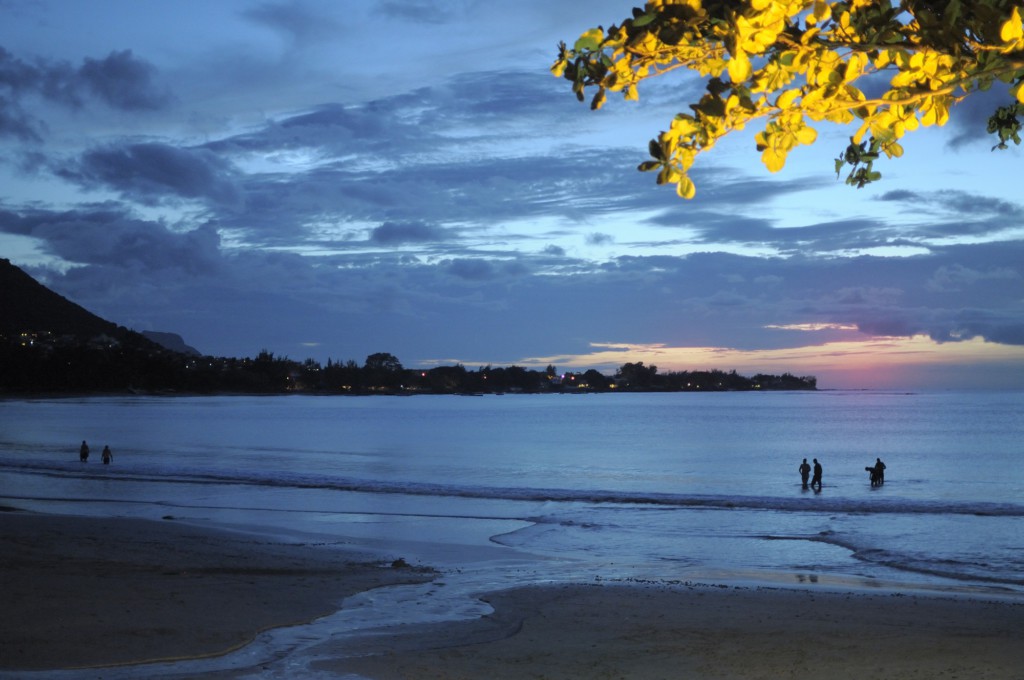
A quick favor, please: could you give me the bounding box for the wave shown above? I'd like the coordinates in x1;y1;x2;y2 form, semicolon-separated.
2;458;1021;519
808;533;1024;587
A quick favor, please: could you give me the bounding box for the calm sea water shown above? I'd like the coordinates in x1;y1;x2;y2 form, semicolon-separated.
2;391;1022;602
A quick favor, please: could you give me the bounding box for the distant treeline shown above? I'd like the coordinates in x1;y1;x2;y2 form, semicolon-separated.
0;334;816;395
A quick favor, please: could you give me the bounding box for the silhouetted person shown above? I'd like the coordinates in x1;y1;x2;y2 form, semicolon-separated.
873;457;885;485
799;458;811;489
79;440;89;463
811;458;822;491
102;445;112;464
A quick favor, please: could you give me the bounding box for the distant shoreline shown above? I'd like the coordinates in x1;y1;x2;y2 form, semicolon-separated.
1;385;818;400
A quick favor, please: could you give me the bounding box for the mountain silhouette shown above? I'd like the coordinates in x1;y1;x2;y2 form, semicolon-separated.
0;259;201;354
0;258;122;337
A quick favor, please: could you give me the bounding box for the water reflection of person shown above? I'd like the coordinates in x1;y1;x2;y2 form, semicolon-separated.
79;440;89;462
799;458;811;489
102;445;113;464
811;458;822;491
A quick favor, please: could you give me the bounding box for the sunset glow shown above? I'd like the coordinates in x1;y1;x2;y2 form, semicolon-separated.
525;336;1024;390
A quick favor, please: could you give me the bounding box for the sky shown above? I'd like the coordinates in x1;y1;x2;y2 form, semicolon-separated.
1;0;1023;390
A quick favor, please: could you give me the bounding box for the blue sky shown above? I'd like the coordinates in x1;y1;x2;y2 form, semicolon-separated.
2;0;1023;389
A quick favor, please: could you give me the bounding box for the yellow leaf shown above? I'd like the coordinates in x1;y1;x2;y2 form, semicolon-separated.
844;53;864;82
852;120;870;144
810;0;831;25
776;89;799;109
728;52;751;82
762;146;787;173
676;176;696;199
795;125;817;145
670;115;701;137
1000;7;1023;43
1014;81;1024;104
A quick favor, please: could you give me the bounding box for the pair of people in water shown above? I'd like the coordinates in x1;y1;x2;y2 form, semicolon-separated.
79;440;113;464
866;457;886;486
798;458;823;491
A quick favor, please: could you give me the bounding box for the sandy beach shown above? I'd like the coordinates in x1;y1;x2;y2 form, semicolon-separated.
333;584;1024;679
2;509;1022;678
0;509;430;671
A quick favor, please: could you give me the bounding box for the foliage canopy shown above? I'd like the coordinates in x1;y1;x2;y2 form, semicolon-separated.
552;0;1024;198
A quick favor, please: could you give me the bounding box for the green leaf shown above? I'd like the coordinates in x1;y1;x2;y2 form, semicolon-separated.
633;13;656;27
574;28;604;52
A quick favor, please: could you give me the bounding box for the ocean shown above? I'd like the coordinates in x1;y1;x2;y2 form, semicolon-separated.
1;390;1022;674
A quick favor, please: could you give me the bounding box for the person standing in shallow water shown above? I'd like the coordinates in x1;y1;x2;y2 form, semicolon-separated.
101;445;112;464
79;440;89;462
799;458;811;489
811;458;823;491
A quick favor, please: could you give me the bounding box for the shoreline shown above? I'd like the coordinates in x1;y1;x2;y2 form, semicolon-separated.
0;509;431;672
2;509;1022;678
333;582;1024;679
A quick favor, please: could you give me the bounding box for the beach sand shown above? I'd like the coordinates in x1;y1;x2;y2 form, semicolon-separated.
331;583;1024;679
2;509;1022;678
0;509;430;671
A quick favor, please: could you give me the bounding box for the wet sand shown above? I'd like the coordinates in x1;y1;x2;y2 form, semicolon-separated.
333;583;1024;679
0;510;429;671
2;509;1022;678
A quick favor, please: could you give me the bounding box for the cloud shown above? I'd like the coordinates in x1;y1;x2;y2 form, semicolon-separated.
0;204;222;274
373;0;463;24
78;50;172;111
55;142;242;207
880;188;1024;220
927;309;1024;345
370;221;449;245
0;96;39;141
447;258;496;281
242;1;344;45
926;263;1020;292
195;80;659;250
0;46;170;141
945;83;1014;149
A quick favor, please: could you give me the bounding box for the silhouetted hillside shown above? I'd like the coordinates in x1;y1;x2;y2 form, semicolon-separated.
142;331;201;356
0;258;119;337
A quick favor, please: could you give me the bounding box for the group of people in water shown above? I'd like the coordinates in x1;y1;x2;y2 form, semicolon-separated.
798;457;886;490
78;440;113;464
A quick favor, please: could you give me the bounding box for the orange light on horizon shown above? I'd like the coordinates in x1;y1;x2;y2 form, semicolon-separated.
518;336;1024;390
